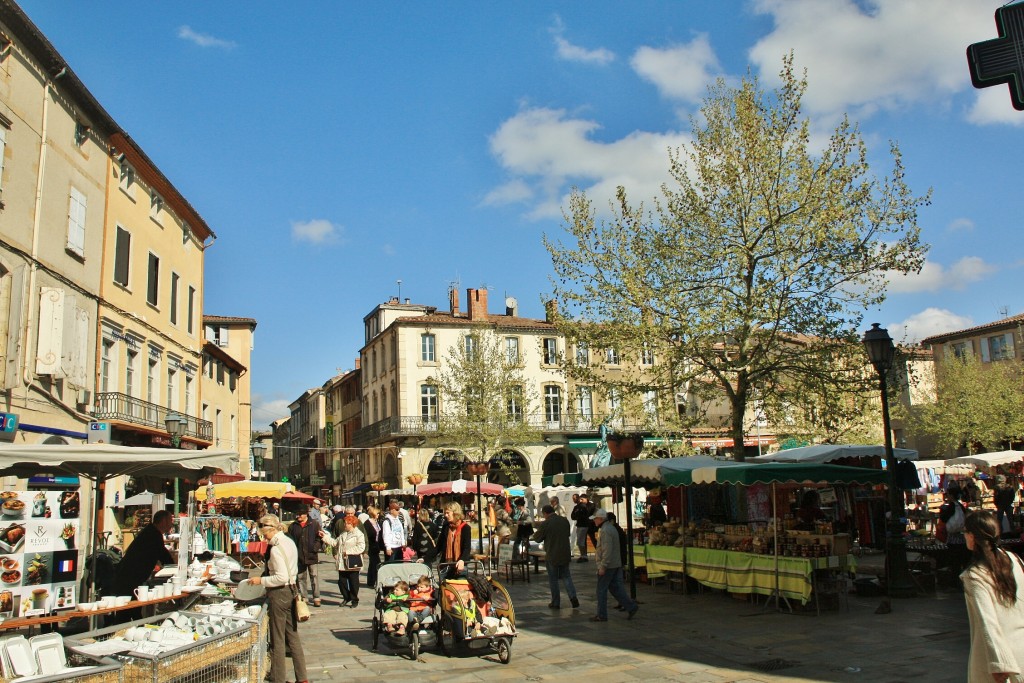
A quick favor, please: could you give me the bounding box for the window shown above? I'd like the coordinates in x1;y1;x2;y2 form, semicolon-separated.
125;350;137;397
391;337;397;368
421;385;438;423
67;188;87;257
381;387;388;418
215;409;222;446
169;273;179;325
100;339;114;392
167;368;177;410
506;337;520;365
576;387;593;419
608;387;621;414
464;335;477;360
981;334;1014;362
187;287;196;334
114;227;131;287
216;360;225;385
643;389;658;416
205;325;228;347
575;341;589;366
543;338;557;365
605;347;620;365
544;386;562;426
372;349;377;376
507;385;524;422
0;126;7;196
641;344;655;366
146;253;160;306
421;334;435;362
951;341;971;359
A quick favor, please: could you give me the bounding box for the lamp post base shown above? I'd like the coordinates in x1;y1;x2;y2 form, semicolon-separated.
885;524;916;600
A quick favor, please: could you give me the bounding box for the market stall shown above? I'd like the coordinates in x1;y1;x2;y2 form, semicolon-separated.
650;462;886;608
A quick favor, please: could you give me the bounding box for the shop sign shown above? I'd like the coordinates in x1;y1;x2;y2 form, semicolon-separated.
0;413;18;443
87;421;109;444
310;475;326;485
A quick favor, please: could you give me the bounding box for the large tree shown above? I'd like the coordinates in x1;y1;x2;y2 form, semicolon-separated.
908;353;1024;455
544;56;929;459
427;326;541;482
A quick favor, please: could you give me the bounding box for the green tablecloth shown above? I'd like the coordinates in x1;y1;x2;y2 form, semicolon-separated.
641;545;849;604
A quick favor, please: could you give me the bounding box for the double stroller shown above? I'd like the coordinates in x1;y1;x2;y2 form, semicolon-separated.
371;561;439;660
370;560;517;664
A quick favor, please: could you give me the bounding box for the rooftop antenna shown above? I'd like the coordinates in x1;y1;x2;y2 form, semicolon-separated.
397;279;402;301
998;305;1009;318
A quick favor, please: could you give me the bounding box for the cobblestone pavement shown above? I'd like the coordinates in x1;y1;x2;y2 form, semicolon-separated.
282;556;969;682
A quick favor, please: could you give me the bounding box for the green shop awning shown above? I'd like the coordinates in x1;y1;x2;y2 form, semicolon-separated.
542;472;583;487
568;439;601;449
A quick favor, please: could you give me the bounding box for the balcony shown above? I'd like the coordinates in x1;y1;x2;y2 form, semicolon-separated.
352;413;656;448
94;392;213;442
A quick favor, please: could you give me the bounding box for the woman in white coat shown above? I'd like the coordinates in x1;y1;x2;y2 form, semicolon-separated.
320;515;366;608
962;510;1024;683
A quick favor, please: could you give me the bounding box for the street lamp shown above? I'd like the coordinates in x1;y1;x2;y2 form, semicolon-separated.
251;441;267;482
465;461;489;555
165;411;188;516
862;323;915;599
606;432;643;600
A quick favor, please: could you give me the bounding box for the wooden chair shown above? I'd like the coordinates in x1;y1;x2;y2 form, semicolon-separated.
497;542;530;583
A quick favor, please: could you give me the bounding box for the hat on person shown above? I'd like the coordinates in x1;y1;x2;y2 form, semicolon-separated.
333;504;343;513
590;508;608;520
314;499;322;505
541;504;554;515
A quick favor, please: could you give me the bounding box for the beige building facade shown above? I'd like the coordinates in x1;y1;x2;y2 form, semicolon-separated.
201;314;257;474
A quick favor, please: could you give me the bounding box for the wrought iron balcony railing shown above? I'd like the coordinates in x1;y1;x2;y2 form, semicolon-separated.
94;392;213;442
352;413;658;448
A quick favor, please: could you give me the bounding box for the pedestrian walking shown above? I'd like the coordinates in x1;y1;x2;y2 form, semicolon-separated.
532;504;579;609
286;505;323;607
589;508;637;622
411;507;442;566
248;514;308;683
962;509;1024;683
571;493;595;562
383;500;409;561
321;514;365;608
363;504;383;588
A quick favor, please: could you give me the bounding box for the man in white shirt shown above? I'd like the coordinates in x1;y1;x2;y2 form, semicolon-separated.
248;514;308;683
382;501;408;561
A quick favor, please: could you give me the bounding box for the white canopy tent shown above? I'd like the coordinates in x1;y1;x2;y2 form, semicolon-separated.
0;443;238;601
945;450;1024;470
751;444;918;463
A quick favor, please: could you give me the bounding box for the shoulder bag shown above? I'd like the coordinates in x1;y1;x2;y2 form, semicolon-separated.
290;583;311;622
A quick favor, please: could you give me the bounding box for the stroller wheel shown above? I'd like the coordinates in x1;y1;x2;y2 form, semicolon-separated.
410;633;420;660
438;614;454;657
496;637;512;664
372;616;379;651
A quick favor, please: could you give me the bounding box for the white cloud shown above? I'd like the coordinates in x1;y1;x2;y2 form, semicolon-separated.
291;219;344;245
748;0;993;120
177;25;237;49
890;308;974;344
946;218;975;233
631;35;722;103
554;36;615;65
382;244;396;256
481;179;534;207
488;107;689;219
886;256;997;293
966;87;1024;126
251;396;291;427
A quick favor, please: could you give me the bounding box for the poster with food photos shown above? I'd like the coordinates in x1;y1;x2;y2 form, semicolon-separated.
0;490;81;618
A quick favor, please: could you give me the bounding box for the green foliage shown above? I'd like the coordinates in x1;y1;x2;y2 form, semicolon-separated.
427;326;541;480
544;54;929;459
909;353;1024;455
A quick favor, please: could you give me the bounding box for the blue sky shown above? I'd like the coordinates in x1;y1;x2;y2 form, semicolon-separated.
19;0;1024;428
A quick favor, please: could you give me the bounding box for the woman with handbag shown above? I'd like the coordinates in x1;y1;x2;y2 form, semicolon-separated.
247;514;308;683
411;507;441;566
962;510;1024;682
320;515;366;608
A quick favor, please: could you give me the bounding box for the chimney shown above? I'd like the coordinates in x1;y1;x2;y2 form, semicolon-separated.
404;298;411;305
354;356;360;370
449;287;459;316
468;288;488;321
545;299;559;323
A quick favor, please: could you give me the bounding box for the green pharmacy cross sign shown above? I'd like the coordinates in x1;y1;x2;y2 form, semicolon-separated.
967;3;1024;111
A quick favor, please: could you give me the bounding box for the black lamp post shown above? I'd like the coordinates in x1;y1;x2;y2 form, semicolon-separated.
607;433;643;600
862;323;915;599
165;411;188;516
466;461;489;555
251;441;267;481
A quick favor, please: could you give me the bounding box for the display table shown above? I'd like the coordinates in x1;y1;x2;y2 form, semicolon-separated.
0;593;192;632
642;545;850;605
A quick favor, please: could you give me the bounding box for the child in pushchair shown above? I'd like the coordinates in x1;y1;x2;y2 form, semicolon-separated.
408;574;435;632
382;580;410;636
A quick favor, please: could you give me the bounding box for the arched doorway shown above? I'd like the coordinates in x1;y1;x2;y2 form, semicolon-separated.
488;450;530;487
427;450;466;483
542;449;581;477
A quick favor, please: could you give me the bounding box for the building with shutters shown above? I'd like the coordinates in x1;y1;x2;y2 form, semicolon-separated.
200;315;257;472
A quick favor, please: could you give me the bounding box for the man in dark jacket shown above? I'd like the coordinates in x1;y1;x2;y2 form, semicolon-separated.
532;504;579;609
286;505;323;606
111;509;175;623
570;494;595;562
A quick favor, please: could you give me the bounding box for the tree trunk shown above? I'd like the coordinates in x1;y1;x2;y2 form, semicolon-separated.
731;389;749;462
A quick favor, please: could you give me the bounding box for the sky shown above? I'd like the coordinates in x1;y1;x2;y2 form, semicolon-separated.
18;0;1024;430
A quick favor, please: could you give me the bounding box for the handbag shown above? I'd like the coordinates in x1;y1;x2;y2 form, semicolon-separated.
290;584;311;622
402;546;416;561
346;554;363;569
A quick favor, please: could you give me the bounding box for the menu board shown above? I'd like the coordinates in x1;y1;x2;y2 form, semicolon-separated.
0;490;81;618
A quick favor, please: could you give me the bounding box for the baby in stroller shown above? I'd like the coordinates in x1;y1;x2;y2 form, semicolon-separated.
443;576;514;638
382;580;411;636
408;575;435;632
